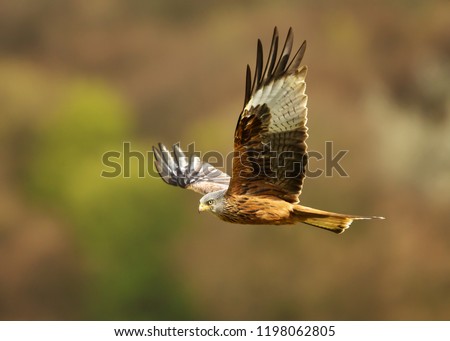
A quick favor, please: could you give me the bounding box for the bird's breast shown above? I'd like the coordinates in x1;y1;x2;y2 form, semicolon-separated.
219;195;294;225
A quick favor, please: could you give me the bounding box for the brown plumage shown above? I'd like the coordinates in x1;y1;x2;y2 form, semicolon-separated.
153;27;384;234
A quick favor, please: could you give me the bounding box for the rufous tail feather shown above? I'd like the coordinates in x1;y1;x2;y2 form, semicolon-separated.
293;205;385;234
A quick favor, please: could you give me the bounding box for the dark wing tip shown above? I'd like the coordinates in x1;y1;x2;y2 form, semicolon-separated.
243;27;306;108
244;64;252;106
249;39;264;97
266;28;279;80
153;143;175;185
287;39;307;73
153;143;190;188
273;27;294;78
153;143;231;193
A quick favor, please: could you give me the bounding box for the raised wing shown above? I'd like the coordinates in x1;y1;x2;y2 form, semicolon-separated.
226;27;309;203
153;143;230;195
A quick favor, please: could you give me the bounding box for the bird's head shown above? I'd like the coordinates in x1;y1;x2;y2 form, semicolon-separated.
199;189;227;214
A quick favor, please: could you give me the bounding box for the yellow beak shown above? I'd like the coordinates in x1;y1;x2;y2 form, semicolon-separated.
198;203;209;213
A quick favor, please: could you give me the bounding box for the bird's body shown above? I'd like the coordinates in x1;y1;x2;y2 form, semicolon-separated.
213;194;294;225
153;27;384;234
199;192;372;232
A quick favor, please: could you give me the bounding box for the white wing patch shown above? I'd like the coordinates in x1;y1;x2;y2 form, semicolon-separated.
244;66;308;134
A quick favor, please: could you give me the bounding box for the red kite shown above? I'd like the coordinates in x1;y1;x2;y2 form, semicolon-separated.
153;28;384;233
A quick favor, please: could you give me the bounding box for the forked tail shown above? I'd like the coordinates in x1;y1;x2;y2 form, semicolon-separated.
293;205;385;234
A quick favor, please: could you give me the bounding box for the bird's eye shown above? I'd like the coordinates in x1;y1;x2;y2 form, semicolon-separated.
207;199;214;205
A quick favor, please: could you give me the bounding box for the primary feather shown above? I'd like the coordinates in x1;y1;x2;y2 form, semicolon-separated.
153;143;230;195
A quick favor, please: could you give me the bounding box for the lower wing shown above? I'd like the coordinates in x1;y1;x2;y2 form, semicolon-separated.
153;143;230;195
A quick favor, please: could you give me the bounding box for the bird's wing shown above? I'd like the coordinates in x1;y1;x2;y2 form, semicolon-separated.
226;27;309;203
153;143;230;195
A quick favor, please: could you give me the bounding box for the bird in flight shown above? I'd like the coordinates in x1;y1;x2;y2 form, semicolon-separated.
153;27;384;234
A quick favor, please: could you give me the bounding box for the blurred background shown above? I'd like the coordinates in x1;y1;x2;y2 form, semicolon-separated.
1;0;449;320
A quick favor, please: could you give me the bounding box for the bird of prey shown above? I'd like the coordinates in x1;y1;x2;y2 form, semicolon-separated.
153;27;384;234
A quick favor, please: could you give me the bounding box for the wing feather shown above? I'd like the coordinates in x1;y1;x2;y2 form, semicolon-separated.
273;27;293;78
153;143;230;195
265;28;279;83
227;27;309;203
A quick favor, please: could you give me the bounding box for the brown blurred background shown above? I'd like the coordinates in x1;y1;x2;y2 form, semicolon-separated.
1;0;449;320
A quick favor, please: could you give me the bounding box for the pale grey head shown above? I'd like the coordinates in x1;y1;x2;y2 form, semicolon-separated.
198;189;227;214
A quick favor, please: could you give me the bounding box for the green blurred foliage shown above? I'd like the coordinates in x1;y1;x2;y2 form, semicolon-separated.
26;81;129;204
20;81;194;319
